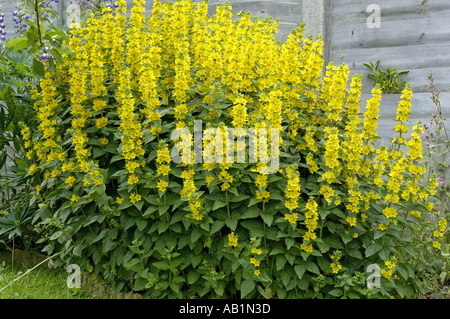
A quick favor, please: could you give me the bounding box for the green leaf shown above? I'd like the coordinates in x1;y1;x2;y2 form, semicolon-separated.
324;235;344;249
294;263;307;279
225;217;238;231
241;206;260;219
316;239;330;253
136;218;148;231
133;277;147;291
276;254;287;270
240;279;255;299
157;220;169;234
374;230;385;240
18;0;35;16
210;220;225;234
32;58;45;78
280;271;290;287
73;244;83;257
49;48;63;64
378;246;390;260
6;37;28;51
248;197;261;207
328;288;343;297
191;228;202;242
365;243;383;257
241;220;264;237
124;258;142;272
397;264;409;280
143;205;158;217
347;249;363;259
285;237;295;250
153;260;169;270
187;270;201;285
261;211;273;226
229;193;250;203
306;261;320;275
213;200;227;211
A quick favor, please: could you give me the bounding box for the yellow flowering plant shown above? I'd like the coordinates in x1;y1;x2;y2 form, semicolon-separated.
22;0;447;299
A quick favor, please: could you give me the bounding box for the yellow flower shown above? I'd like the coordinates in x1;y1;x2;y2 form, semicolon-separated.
157;164;171;176
251;247;262;255
70;194;80;203
383;207;397;219
346;216;357;227
284;166;301;211
433;230;444;238
126;161;140;174
330;262;342;274
228;232;238;247
320;185;335;204
381;269;393;279
254;269;261;276
250;257;260;267
303;231;317;241
83;177;92;187
438;219;447;232
128;174;139;185
300;243;313;253
65;176;76;187
115;197;124;205
205;175;215;185
378;223;388;231
284;213;298;225
410;210;421;218
95;117;108;129
130;193;141;204
433;241;441;249
29;164;38;174
385;260;396;270
99;137;109;145
157;179;169;193
306;153;319;173
255;190;270;203
255;174;268;188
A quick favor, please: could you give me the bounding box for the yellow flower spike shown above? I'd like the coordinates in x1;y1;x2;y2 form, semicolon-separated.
433;241;442;249
130;193;142;204
228;232;238;247
157;179;169;193
249;258;260;267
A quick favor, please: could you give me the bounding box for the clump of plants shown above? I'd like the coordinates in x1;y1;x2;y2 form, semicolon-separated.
421;72;450;296
364;60;410;94
21;0;446;298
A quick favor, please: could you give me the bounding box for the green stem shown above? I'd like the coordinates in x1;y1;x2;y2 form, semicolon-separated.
226;190;230;220
34;0;45;48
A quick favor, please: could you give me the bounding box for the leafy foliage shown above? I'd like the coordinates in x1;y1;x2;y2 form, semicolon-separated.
364;60;410;94
13;0;448;299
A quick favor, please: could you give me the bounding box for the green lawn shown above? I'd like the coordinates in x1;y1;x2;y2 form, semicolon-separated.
0;261;93;299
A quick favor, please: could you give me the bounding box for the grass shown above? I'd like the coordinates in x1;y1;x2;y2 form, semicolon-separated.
0;261;93;299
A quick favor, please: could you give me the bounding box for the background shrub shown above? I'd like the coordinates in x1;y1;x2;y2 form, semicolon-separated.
23;0;447;298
